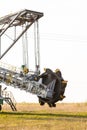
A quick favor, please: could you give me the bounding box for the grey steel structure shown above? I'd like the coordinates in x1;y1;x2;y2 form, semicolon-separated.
0;9;43;72
0;9;56;110
0;10;67;110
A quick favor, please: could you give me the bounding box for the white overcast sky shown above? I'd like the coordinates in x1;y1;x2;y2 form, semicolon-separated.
0;0;87;103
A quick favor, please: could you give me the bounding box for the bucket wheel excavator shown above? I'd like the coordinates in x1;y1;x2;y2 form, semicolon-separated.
0;9;67;109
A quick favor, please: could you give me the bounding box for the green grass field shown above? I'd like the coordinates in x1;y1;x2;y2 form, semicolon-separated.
0;103;87;130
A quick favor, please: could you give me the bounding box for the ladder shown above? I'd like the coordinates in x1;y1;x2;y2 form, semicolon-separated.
2;90;17;111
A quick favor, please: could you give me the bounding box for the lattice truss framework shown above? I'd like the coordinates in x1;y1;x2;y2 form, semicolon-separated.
0;9;56;99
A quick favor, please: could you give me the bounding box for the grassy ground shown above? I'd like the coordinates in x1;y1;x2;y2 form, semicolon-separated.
0;103;87;130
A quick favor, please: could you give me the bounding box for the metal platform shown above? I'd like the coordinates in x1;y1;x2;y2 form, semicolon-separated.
0;9;43;27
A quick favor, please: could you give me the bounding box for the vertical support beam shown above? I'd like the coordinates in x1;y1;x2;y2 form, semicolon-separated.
34;20;40;74
22;23;29;68
22;25;25;66
25;26;29;68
